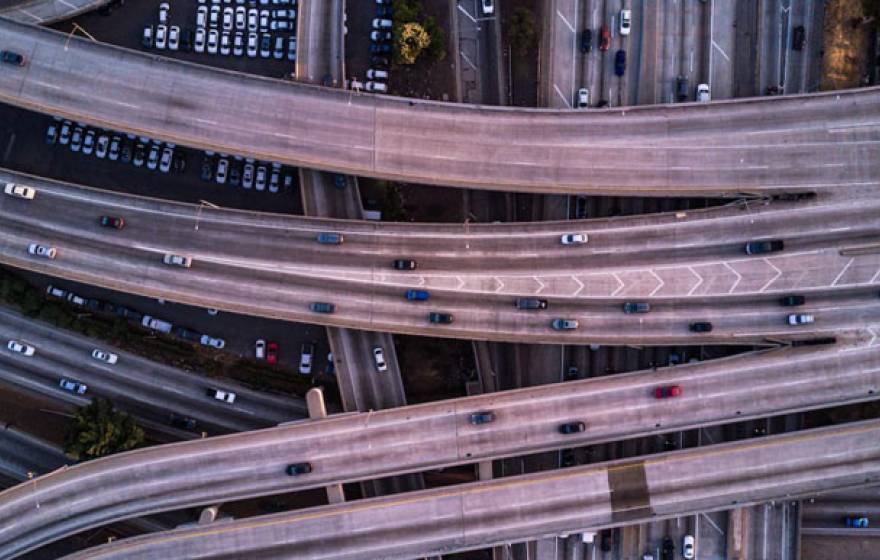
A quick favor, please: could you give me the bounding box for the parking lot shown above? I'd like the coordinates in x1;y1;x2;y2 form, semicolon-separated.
51;0;299;79
344;0;392;93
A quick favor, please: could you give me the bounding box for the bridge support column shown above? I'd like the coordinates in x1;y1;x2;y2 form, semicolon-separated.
306;388;345;504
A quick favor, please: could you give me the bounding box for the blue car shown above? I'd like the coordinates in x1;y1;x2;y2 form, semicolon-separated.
845;516;869;528
405;289;429;301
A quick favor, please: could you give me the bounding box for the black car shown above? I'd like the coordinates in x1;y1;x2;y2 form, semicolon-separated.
428;312;454;324
392;259;417;271
120;142;133;164
580;29;592;53
564;365;579;381
689;321;713;333
370;43;392;54
200;161;213;181
792;25;806;51
779;294;806;306
469;411;495;425
228;165;241;187
115;306;143;321
558;421;586;435
333;174;347;189
371;55;390;68
84;298;103;312
286;463;313;476
614;49;626;76
174;326;202;342
516;298;548;310
744;239;784;255
99;216;125;229
0;51;25;66
172;151;186;173
623;302;650;314
100;301;117;314
661;536;675;560
376;5;393;16
133;144;146;167
170;413;197;431
180;29;194;52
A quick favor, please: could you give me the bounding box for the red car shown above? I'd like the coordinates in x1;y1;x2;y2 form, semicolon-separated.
599;25;611;51
266;341;278;365
654;385;682;399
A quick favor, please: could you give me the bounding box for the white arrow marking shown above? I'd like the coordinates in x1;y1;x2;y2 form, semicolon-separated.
417;276;425;287
724;262;743;294
455;276;465;291
687;266;704;296
611;273;625;296
760;258;782;293
534;277;546;295
572;276;584;297
831;257;854;287
649;270;665;297
871;266;880;284
494;277;505;293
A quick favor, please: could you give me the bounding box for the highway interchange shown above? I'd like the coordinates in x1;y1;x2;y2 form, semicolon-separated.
1;337;878;557
0;1;878;559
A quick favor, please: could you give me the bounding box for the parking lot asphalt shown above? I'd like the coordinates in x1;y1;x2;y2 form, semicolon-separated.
51;0;299;79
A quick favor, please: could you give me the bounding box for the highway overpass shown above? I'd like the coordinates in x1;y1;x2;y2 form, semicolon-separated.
62;419;880;559
0;19;877;195
1;170;879;344
0;0;110;24
0;339;877;557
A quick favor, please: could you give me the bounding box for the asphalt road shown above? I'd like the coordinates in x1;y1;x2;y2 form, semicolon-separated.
60;419;880;560
0;20;878;195
1;338;878;558
2;170;880;344
0;306;306;435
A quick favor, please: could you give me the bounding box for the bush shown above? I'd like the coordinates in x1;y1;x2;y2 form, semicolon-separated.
398;22;431;65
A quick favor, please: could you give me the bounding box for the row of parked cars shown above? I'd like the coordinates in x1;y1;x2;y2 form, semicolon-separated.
47;119;186;174
360;11;395;93
200;152;292;192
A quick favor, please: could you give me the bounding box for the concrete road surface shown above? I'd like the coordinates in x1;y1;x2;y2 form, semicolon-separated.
62;419;880;560
1;339;878;558
3;170;880;345
0;20;878;195
0;307;305;435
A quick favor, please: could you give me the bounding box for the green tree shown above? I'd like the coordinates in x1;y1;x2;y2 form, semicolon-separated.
423;16;447;62
64;399;144;461
382;183;407;221
508;7;537;56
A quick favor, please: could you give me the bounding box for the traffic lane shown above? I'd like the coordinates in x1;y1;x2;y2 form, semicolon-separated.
0;308;299;430
2;219;880;345
1;341;877;557
7;169;880;278
335;329;405;410
58;420;880;560
1;21;878;194
548;0;579;108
